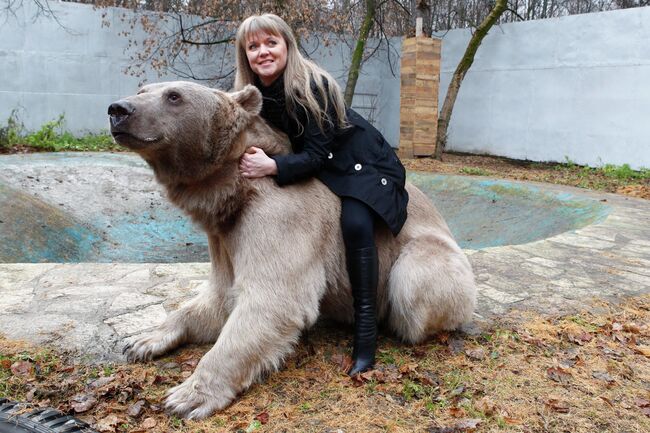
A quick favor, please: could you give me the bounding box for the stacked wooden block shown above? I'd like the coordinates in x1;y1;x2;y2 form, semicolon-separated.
399;37;441;158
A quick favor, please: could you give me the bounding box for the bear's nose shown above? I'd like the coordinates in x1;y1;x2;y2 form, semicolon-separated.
108;100;136;126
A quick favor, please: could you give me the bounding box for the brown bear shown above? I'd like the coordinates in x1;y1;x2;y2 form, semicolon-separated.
108;81;476;420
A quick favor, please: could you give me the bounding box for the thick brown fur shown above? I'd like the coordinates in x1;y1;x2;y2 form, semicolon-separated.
110;81;476;420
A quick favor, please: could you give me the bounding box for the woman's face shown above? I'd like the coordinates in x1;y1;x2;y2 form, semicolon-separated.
245;31;288;86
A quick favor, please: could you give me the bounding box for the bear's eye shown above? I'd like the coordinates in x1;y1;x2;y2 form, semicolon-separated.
167;92;181;103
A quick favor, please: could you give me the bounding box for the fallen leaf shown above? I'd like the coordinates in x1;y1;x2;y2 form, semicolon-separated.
95;414;121;432
600;396;614;407
127;400;146;417
623;323;641;334
89;376;115;389
633;345;650;357
448;338;465;354
592;371;615;383
474;397;497;416
417;370;440;386
454;418;482;430
141;417;157;429
330;353;353;373
399;363;418;374
181;359;199;371
465;348;486;360
254;412;269;424
450;385;465;397
634;398;650;408
570;332;593;345
602;347;624;360
448;406;466;418
10;360;33;377
547;367;572;384
545;398;570;413
559;358;576;369
1;359;11;370
71;393;98;413
503;417;522;425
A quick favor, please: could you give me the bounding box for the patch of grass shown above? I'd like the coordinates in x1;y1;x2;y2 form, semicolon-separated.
459;166;491;176
601;163;650;180
0;113;121;153
0;109;24;149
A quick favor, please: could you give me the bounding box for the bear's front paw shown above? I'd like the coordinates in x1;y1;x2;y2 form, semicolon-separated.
123;329;182;362
165;373;233;420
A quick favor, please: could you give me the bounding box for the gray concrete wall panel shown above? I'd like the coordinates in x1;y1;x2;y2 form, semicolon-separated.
436;7;650;169
0;2;400;147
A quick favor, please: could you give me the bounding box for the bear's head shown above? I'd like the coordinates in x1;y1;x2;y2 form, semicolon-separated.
108;81;262;185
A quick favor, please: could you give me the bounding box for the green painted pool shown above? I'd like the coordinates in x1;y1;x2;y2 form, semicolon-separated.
0;154;611;262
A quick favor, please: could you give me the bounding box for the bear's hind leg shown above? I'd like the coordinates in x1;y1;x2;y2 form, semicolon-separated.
387;235;476;343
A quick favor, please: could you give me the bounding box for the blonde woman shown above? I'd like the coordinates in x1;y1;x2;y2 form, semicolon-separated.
236;14;408;376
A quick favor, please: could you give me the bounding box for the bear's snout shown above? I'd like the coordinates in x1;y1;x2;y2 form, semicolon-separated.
108;100;136;128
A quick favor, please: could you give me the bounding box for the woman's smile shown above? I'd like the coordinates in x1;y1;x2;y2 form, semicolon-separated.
245;31;287;86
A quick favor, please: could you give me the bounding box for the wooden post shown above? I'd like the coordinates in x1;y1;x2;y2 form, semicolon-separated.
399;36;441;159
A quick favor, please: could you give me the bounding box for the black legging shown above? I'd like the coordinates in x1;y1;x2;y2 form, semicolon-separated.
340;197;376;251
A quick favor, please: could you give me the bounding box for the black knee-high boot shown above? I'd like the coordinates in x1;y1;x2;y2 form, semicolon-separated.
347;246;378;376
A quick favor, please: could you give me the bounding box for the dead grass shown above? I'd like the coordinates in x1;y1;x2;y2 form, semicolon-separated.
403;153;650;200
1;296;649;432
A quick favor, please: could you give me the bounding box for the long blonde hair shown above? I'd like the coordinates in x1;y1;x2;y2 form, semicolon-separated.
234;14;348;133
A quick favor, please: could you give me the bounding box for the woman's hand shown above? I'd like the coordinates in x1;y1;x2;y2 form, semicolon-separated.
239;146;278;178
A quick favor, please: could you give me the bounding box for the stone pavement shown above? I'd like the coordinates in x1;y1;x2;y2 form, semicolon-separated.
1;180;649;362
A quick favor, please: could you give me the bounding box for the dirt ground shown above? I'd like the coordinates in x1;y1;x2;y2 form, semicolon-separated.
403;153;650;200
1;296;649;433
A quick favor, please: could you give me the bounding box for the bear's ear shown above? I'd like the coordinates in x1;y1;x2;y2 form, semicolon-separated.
231;85;263;115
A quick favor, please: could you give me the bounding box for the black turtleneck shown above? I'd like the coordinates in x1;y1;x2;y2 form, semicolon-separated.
255;75;288;133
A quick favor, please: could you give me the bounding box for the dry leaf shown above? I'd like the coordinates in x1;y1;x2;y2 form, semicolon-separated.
545;398;570;413
141;417;157;429
255;411;269;424
474;397;497;416
503;417;522;425
634;398;650;408
600;396;614;407
570;332;593;345
398;363;418;374
448;406;466;418
454;418;482;430
465;348;486;360
10;360;33;377
547;367;572;384
633;345;650;357
592;371;615;383
330;353;353;372
95;414;121;432
127;400;146;417
71;393;98;413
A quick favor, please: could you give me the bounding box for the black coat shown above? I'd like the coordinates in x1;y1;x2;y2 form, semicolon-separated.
257;76;409;236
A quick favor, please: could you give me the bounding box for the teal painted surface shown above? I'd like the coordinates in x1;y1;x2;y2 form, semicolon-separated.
0;183;102;262
0;164;611;262
407;172;611;249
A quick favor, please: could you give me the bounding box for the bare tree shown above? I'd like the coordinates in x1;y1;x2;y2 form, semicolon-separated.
434;0;508;159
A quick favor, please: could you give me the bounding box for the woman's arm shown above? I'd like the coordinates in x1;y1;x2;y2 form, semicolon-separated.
269;111;335;185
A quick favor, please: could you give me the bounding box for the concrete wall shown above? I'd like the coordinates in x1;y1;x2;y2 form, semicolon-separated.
436;7;650;169
3;2;649;168
0;2;401;146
